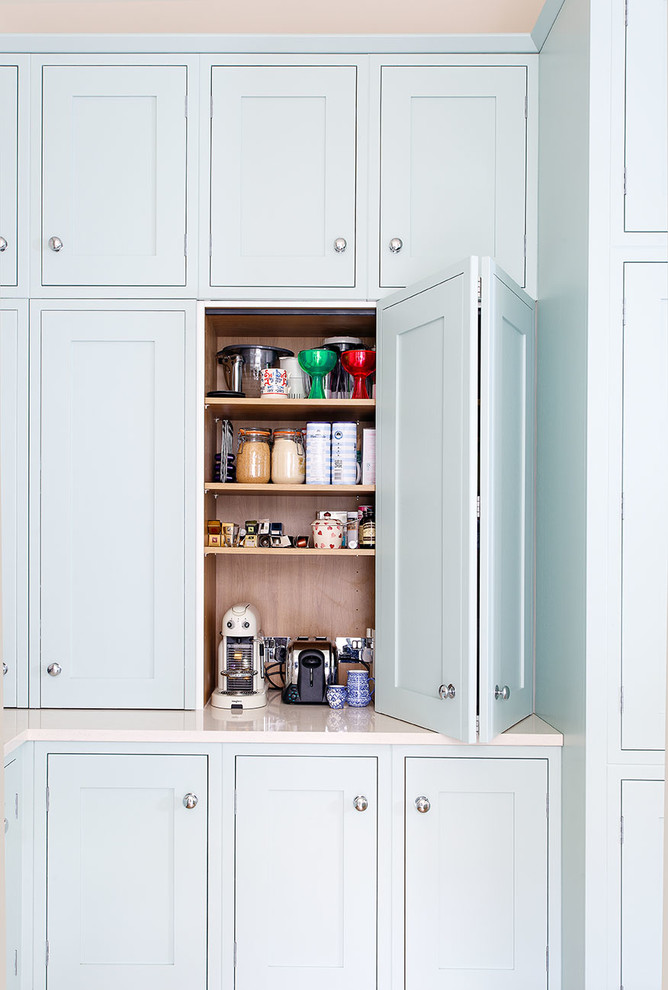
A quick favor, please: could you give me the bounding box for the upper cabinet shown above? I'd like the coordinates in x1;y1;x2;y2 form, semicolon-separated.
377;64;531;292
624;0;668;232
36;60;198;293
0;64;18;288
32;300;196;709
375;257;535;743
209;63;359;291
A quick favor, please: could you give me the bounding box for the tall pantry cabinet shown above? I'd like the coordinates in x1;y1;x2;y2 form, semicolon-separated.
535;0;667;986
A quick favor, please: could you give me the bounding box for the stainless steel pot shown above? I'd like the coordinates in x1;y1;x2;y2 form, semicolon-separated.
217;344;294;398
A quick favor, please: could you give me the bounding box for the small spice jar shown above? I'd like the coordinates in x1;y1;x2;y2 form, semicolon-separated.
236;428;272;484
271;429;306;485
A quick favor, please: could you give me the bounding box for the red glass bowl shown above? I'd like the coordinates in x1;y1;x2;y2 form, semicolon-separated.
340;349;376;400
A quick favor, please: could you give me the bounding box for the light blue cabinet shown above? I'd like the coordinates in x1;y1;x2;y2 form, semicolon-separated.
379;65;529;290
620;263;668;750
405;757;548;990
46;753;208;990
235;755;377;988
40;64;190;288
209;64;358;289
0;64;18;287
624;0;667;231
620;778;664;989
4;756;22;990
33;302;194;709
0;302;28;709
375;258;535;742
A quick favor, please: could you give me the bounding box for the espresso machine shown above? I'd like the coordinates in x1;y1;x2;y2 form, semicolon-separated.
211;603;267;710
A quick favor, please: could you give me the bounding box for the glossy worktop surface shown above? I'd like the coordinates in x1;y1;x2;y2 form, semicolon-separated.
3;694;563;755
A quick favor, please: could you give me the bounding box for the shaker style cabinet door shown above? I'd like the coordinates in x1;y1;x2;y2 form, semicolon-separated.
4;757;22;990
0;65;18;287
235;756;377;989
620;779;664;989
41;65;188;286
210;65;357;288
379;66;528;290
405;758;548;990
46;754;208;990
375;257;534;742
624;0;668;231
621;263;668;749
36;304;189;708
0;302;28;709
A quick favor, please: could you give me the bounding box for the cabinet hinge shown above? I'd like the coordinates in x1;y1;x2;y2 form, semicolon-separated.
476;495;481;518
14;791;18;820
475;715;480;736
209;233;213;258
624;0;628;26
45;941;50;966
46;786;50;814
620;686;625;714
546;793;549;819
621;493;624;520
622;300;626;326
477;276;482;303
210;93;214;119
13;948;18;977
233;941;238;967
620;815;625;844
185;94;188;118
234;790;237;814
184;233;188;257
546;945;549;972
523;234;527;259
524;93;528;118
623;167;627;196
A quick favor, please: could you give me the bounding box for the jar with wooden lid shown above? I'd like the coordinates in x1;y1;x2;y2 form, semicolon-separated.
271;429;306;485
236;428;272;484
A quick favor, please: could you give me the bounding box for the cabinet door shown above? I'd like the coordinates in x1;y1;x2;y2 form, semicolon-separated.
37;305;187;708
0;65;18;287
380;66;528;290
41;65;188;286
235;755;377;989
375;257;534;742
0;302;28;708
621;779;664;989
210;65;357;288
405;758;548;990
46;754;207;990
624;0;667;231
4;757;22;990
621;263;668;749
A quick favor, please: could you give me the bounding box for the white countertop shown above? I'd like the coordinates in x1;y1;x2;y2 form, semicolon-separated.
3;695;563;755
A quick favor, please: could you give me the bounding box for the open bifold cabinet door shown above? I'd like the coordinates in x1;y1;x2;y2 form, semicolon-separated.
375;257;535;743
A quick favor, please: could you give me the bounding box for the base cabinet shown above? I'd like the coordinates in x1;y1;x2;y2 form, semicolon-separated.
405;757;549;990
234;755;378;989
620;778;664;990
45;753;208;990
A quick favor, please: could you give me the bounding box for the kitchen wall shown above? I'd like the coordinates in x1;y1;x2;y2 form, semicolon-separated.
0;0;545;36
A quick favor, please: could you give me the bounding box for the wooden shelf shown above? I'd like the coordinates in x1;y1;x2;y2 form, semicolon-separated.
204;396;375;421
205;483;375;496
204;547;375;557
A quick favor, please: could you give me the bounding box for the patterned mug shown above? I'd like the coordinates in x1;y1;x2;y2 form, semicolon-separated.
346;669;375;707
260;367;288;397
326;684;347;709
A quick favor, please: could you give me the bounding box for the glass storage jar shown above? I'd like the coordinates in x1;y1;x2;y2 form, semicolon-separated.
271;429;306;485
236;428;272;484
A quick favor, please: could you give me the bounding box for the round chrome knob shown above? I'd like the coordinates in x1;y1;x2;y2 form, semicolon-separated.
494;684;511;701
48;236;63;252
389;237;403;253
2;662;7;676
183;793;198;810
415;796;431;814
353;795;368;812
439;683;456;700
0;236;7;253
46;663;62;677
333;237;347;253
